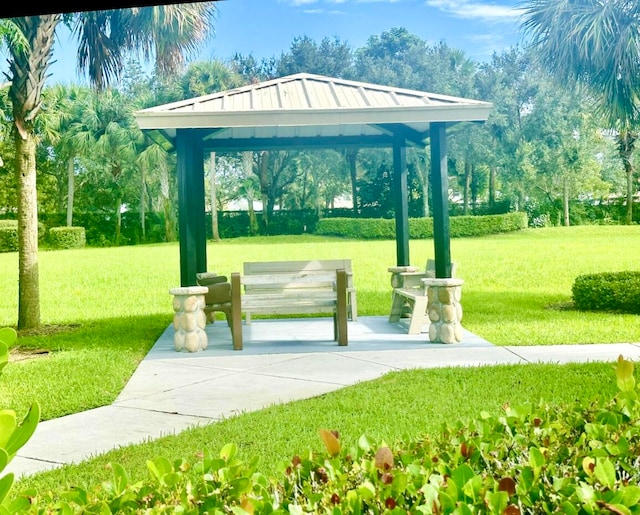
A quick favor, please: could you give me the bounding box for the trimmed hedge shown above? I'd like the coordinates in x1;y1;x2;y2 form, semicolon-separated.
48;227;86;250
316;212;528;239
572;271;640;314
0;225;18;253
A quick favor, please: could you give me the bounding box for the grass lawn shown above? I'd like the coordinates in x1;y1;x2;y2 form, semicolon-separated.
0;225;638;497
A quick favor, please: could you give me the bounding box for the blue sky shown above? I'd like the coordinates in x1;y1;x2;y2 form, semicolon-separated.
7;0;527;85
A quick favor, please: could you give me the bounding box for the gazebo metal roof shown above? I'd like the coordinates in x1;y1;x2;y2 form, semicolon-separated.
135;73;493;150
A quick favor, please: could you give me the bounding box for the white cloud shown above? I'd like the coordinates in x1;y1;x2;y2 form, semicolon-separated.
289;0;319;5
425;0;522;21
302;8;347;13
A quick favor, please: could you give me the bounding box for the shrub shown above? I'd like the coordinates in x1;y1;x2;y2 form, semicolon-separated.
316;212;528;239
572;271;640;314
48;227;86;250
0;227;18;253
18;356;640;513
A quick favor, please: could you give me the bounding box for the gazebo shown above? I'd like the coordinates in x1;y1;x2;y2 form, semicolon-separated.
133;73;493;287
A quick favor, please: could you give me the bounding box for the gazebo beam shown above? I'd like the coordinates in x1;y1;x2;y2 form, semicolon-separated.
176;129;207;286
202;134;395;152
430;122;452;278
370;123;429;147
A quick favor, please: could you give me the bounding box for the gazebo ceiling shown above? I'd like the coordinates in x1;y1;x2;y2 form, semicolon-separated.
134;73;493;151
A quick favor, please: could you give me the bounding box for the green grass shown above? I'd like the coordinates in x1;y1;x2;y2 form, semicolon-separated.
0;226;639;421
15;360;631;496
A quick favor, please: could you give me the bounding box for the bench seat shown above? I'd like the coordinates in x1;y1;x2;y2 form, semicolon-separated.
229;263;349;350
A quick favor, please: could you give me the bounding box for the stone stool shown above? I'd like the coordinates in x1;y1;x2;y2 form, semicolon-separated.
170;286;209;352
423;278;464;344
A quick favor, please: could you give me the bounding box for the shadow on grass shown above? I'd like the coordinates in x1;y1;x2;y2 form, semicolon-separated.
15;313;171;353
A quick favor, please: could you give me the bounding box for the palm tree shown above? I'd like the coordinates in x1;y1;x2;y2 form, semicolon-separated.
521;0;640;224
4;3;218;329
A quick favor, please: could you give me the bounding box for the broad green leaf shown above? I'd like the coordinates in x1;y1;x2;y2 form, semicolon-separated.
0;343;7;376
0;413;16;450
229;477;251;494
620;485;640;507
146;456;173;481
485;490;508;513
110;462;128;496
0;329;16;347
462;474;483;502
451;463;475;490
560;501;579;515
357;481;375;499
616;355;635;392
594;458;616;490
529;447;545;471
5;402;40;457
518;466;534;492
220;443;238;461
0;473;13;504
575;484;595;504
0;450;7;475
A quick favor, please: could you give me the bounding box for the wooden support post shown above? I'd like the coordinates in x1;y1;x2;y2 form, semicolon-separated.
176;129;207;286
430;122;452;278
393;136;410;266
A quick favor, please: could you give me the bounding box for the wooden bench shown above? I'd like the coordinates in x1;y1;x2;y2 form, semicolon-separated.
243;259;357;322
388;259;457;334
228;260;349;350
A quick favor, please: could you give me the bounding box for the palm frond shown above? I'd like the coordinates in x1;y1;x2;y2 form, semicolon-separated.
520;0;640;127
70;2;218;90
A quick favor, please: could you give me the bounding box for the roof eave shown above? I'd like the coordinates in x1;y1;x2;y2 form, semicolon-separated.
134;103;493;131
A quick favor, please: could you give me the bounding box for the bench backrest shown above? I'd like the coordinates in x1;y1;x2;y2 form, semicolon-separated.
243;259;353;293
425;258;457;278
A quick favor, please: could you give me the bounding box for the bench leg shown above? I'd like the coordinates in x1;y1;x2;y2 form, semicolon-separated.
406;296;428;335
388;291;405;323
348;289;358;321
230;273;243;350
336;269;348;346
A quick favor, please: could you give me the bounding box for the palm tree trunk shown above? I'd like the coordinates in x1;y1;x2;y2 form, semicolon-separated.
617;131;636;225
563;177;570;226
115;197;122;245
9;14;60;329
625;159;634;225
140;162;146;242
209;151;220;241
345;149;358;214
15;132;40;329
258;151;270;233
422;146;430;218
489;167;496;209
67;157;75;227
463;160;471;215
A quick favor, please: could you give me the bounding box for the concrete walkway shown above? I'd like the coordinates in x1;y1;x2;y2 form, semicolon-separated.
7;316;640;478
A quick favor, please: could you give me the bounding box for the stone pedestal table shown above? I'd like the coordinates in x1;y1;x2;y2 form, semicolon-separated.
423;278;464;344
169;286;209;352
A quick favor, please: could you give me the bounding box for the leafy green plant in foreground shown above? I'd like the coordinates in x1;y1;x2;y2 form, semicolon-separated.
16;356;640;513
0;328;39;513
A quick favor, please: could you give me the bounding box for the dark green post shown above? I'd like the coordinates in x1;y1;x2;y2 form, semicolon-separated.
176;129;207;286
393;136;410;266
430;122;452;278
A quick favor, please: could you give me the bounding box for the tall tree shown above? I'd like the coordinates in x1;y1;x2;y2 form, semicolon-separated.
4;3;217;329
521;0;640;224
